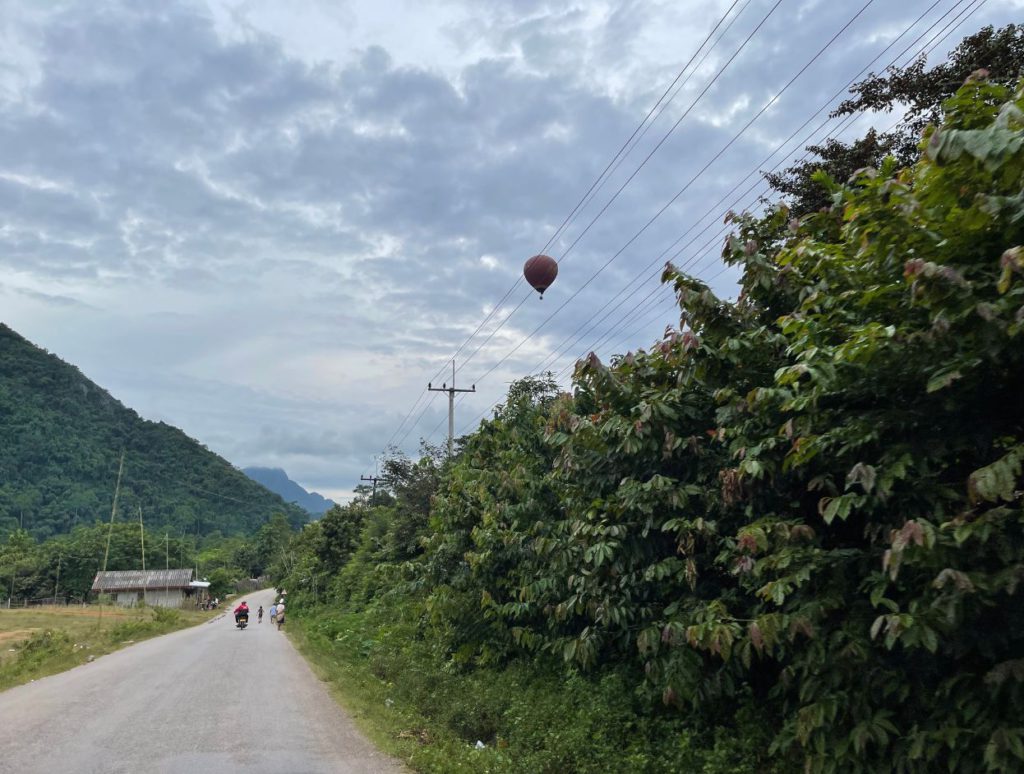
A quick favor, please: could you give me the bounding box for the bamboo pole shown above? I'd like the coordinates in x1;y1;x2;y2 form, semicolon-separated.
53;552;61;605
138;505;147;606
98;451;125;627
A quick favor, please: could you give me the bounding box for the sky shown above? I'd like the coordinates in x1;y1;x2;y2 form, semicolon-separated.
1;0;1020;502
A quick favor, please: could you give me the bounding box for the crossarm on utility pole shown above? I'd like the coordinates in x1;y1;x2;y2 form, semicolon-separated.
359;475;379;503
428;360;475;457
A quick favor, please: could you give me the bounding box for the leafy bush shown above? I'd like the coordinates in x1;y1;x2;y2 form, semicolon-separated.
108;606;184;641
298;610;777;773
284;77;1024;773
150;606;181;626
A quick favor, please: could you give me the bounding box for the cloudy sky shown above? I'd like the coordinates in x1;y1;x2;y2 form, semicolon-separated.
1;0;1020;502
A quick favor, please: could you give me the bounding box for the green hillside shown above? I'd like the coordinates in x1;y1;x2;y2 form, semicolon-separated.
0;323;306;540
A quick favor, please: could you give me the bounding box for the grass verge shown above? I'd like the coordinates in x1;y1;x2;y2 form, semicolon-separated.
287;608;779;774
0;604;216;691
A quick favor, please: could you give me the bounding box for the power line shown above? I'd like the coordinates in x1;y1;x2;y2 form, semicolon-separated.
561;0;758;252
452;0;788;380
462;0;981;428
393;389;442;450
382;0;989;456
372;0;752;459
530;0;957;377
523;0;983;382
414;0;750;388
557;0;986;379
465;0;877;395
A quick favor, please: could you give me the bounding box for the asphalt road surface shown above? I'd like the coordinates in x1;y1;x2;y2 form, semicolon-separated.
0;588;403;774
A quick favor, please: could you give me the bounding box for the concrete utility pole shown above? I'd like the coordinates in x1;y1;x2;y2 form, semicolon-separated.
428;360;475;457
359;475;380;503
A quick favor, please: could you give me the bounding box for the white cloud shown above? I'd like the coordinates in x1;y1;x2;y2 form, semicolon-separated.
1;0;1019;497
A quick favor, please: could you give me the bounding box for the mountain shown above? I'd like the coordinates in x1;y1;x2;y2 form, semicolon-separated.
242;467;335;516
0;323;308;540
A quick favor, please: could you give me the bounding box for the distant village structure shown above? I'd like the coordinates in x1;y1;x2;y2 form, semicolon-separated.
91;569;210;608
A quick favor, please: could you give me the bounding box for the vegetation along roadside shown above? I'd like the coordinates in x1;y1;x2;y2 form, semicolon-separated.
276;30;1024;774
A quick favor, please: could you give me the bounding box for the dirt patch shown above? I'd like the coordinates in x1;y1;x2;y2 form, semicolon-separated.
0;607;129;619
0;630;38;643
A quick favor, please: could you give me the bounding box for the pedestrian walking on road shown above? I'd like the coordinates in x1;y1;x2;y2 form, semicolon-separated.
276;600;286;631
257;605;264;624
269;603;277;624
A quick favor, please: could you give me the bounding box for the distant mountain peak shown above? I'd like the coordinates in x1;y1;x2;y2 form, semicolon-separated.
243;467;335;516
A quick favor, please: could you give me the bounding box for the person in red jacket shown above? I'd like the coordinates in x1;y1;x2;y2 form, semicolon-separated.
233;600;249;623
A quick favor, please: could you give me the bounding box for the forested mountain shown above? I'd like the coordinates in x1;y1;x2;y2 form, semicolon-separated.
242;467;334;516
0;324;307;540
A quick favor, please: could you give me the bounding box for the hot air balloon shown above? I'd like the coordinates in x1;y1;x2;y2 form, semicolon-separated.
524;254;558;299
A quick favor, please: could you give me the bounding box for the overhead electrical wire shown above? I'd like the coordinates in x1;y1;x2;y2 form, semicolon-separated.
553;0;988;382
529;0;957;377
558;0;758;250
408;0;748;381
520;0;979;383
462;0;877;400
451;0;788;381
403;0;988;450
457;0;985;433
373;0;752;461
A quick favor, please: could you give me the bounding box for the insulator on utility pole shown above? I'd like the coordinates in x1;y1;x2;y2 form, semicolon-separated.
360;475;380;502
428;360;475;457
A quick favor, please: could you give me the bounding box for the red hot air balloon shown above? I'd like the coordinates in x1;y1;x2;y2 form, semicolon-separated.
523;254;558;298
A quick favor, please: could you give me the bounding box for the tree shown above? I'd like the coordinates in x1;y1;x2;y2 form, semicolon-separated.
255;513;295;579
0;529;37;602
767;25;1024;217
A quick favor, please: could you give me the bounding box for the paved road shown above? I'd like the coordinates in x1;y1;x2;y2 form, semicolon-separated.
0;589;403;774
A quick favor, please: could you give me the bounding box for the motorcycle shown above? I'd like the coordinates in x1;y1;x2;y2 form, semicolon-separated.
235;612;249;630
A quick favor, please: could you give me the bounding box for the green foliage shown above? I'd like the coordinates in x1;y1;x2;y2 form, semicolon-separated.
205;567;240;599
0;323;307;540
107;605;185;642
282;74;1024;772
0;629;76;687
768;24;1024;217
423;375;564;665
294;609;777;774
0;519;282;603
552;77;1023;772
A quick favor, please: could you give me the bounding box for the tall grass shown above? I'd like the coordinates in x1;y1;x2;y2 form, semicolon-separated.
0;605;201;691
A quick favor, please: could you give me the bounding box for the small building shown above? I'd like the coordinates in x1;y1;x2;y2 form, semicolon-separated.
91;569;201;608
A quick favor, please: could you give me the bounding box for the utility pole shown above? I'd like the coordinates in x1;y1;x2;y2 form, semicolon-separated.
428;360;475;457
165;532;170;601
53;551;62;605
138;505;147;606
360;475;380;503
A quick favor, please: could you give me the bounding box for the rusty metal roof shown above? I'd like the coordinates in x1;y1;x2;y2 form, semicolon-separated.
91;569;194;592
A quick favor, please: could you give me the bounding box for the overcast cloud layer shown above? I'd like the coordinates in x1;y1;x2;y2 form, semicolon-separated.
1;0;1020;501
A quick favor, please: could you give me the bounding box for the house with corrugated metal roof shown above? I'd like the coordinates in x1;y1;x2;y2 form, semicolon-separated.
91;569;207;608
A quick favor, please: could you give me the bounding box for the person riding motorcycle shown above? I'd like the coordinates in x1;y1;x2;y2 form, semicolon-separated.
233;601;249;624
